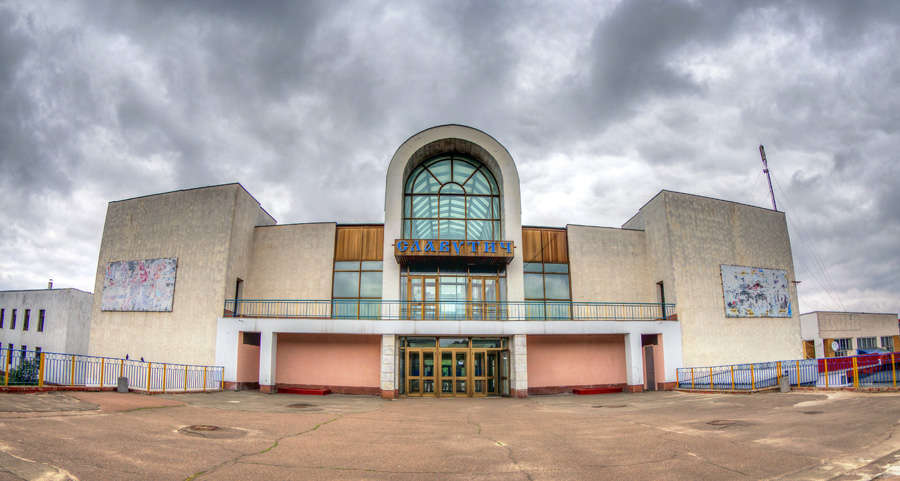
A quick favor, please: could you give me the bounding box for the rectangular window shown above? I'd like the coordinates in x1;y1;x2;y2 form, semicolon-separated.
35;347;41;354
835;338;852;357
20;345;26;358
38;310;45;332
523;262;571;319
857;337;877;350
0;309;4;328
23;310;30;331
10;309;15;330
881;336;894;352
332;260;383;319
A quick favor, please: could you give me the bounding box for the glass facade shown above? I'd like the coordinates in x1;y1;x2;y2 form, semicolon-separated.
403;154;501;241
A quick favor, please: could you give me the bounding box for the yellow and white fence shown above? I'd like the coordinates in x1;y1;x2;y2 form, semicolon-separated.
0;348;223;392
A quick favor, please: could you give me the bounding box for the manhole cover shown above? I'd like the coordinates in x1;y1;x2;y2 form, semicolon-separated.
801;411;823;415
287;403;314;409
708;419;746;426
188;425;220;431
179;425;246;439
593;405;628;408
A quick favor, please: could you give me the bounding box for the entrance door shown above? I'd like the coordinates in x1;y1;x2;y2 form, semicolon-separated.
440;350;468;397
500;351;510;396
472;350;498;396
644;345;656;391
406;350;436;396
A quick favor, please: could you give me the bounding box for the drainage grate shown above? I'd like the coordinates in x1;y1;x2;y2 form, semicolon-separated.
593;405;628;408
287;403;314;409
801;411;824;415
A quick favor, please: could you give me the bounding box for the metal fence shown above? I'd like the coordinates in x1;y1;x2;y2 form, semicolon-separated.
678;352;900;390
224;299;677;322
0;348;223;392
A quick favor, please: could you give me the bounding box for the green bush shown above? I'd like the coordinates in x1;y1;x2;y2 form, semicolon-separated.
9;358;40;385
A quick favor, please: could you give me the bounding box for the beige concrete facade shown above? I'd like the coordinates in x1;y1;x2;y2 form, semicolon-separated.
89;184;275;366
567;225;654;304
623;190;802;367
242;223;337;300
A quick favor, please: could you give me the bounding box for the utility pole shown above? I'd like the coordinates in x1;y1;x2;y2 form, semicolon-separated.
759;145;777;211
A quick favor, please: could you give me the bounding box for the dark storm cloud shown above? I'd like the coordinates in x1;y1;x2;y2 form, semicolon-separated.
0;0;897;314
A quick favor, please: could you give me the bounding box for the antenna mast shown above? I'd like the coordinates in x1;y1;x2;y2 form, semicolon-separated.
759;145;777;211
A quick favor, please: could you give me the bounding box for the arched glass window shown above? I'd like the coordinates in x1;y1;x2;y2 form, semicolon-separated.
403;154;501;240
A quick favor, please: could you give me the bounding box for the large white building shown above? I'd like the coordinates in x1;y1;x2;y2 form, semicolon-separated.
0;288;93;355
88;125;803;397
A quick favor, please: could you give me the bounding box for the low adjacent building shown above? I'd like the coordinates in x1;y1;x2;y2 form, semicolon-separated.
0;288;93;355
800;311;899;358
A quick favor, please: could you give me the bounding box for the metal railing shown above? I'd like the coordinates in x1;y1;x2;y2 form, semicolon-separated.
678;352;900;391
0;348;223;392
224;299;676;321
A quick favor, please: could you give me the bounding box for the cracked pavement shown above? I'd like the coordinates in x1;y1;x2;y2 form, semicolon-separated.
0;390;899;480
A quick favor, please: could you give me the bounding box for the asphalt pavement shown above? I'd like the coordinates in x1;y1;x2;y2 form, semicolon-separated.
0;389;899;480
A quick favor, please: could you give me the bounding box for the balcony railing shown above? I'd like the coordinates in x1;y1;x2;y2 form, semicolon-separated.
223;299;676;321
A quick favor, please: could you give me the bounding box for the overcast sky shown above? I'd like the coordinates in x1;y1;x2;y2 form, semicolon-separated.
1;0;898;315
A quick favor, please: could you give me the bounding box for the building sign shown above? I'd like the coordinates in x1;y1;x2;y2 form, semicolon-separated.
394;239;515;264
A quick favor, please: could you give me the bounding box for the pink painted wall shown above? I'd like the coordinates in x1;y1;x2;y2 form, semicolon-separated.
527;335;626;387
276;333;380;387
236;333;260;383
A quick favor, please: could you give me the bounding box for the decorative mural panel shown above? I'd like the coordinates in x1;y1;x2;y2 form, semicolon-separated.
101;258;177;312
721;265;791;318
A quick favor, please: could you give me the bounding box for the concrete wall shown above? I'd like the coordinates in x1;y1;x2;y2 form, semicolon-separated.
243;223;336;300
629;191;802;367
0;289;93;355
567;225;654;303
526;335;627;389
275;333;381;390
89;184;275;366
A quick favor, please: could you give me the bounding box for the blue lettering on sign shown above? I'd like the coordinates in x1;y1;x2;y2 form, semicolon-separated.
483;241;496;253
439;241;450;252
424;240;435;252
467;241;479;253
411;240;421;252
397;240;409;252
499;241;512;253
451;241;462;254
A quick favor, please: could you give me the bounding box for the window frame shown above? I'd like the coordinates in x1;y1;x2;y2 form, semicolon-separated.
37;310;45;332
23;309;30;331
403;155;502;241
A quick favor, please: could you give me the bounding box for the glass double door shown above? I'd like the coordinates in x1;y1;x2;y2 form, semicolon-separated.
406;348;500;397
406;276;499;320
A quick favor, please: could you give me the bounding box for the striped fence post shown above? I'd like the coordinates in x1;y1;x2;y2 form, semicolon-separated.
147;362;152;391
4;350;10;386
38;352;45;387
203;366;207;392
750;364;755;390
70;355;76;387
691;368;694;389
184;366;189;392
730;365;735;390
892;354;896;388
795;360;800;386
852;357;859;388
100;358;105;388
824;358;829;388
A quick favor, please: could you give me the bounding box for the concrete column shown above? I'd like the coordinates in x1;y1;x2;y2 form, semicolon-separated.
510;334;528;398
380;334;398;399
624;333;644;393
259;331;278;394
215;324;240;389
